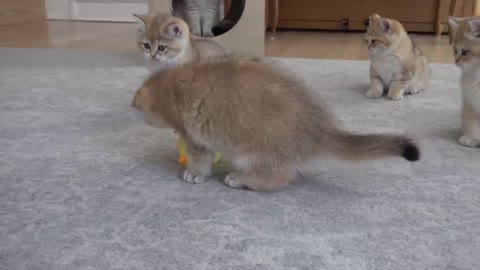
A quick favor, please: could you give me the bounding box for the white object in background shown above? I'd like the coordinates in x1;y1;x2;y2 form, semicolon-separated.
148;0;265;56
45;0;148;22
45;0;72;20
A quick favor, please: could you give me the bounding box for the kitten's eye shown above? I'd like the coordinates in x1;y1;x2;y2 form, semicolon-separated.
462;49;469;56
143;43;151;50
158;45;166;52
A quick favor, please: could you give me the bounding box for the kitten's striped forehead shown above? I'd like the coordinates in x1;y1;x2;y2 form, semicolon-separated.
146;16;182;39
451;18;480;47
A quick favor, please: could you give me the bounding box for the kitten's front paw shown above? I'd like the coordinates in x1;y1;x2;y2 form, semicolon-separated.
407;88;420;95
459;136;480;147
224;173;246;189
202;31;214;37
190;29;202;36
182;169;207;184
387;89;404;100
366;88;383;99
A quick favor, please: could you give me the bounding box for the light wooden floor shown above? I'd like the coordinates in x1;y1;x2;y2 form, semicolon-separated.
0;20;455;63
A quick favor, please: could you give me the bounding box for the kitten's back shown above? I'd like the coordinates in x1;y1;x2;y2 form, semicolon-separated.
190;36;225;59
140;56;419;163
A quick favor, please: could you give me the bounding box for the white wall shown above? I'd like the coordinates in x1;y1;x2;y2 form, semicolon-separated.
45;0;148;22
45;0;71;20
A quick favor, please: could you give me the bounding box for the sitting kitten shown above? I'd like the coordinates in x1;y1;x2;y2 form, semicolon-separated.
448;17;480;147
133;12;225;73
171;0;224;37
131;56;420;191
365;14;430;100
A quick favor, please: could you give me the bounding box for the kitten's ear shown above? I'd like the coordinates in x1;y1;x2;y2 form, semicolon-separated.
167;23;183;38
448;17;462;35
369;14;391;33
378;18;391;33
368;13;380;25
467;19;480;38
369;14;381;21
133;13;147;31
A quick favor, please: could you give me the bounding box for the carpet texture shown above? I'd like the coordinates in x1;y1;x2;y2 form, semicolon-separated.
1;48;479;270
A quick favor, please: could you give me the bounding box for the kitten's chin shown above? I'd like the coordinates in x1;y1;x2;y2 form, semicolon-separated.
369;47;389;56
144;56;180;73
128;108;171;129
144;112;171;129
368;47;382;55
129;107;146;122
459;62;477;71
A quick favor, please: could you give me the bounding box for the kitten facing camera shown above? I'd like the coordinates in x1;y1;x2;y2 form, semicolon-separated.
171;0;224;37
365;14;430;100
133;12;225;73
448;17;480;148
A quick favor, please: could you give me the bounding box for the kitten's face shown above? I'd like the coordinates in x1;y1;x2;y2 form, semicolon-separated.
449;18;480;71
134;13;189;68
365;14;399;55
451;40;480;70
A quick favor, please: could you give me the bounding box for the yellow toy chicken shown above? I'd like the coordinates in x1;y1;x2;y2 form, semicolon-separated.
176;136;222;166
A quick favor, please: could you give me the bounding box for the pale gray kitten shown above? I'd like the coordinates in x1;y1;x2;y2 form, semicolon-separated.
172;0;224;37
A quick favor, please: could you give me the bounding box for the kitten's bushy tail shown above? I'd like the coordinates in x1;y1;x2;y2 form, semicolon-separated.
325;130;420;162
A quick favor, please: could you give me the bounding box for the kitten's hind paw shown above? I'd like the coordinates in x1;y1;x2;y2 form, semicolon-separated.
387;89;404;100
459;136;480;148
366;88;383;99
182;170;207;184
224;173;246;189
407;88;420;95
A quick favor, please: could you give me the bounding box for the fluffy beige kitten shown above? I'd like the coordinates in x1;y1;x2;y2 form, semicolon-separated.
131;56;420;191
133;12;225;72
365;14;430;100
448;17;480;147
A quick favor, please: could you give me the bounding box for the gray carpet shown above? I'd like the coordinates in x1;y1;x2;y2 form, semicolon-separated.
1;48;479;270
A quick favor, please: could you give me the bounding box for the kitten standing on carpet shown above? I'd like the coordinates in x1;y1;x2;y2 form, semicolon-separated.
133;12;225;73
171;0;224;37
448;17;480;147
131;56;420;191
365;14;430;100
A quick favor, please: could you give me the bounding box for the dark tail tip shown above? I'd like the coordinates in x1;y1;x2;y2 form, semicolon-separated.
402;140;420;162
